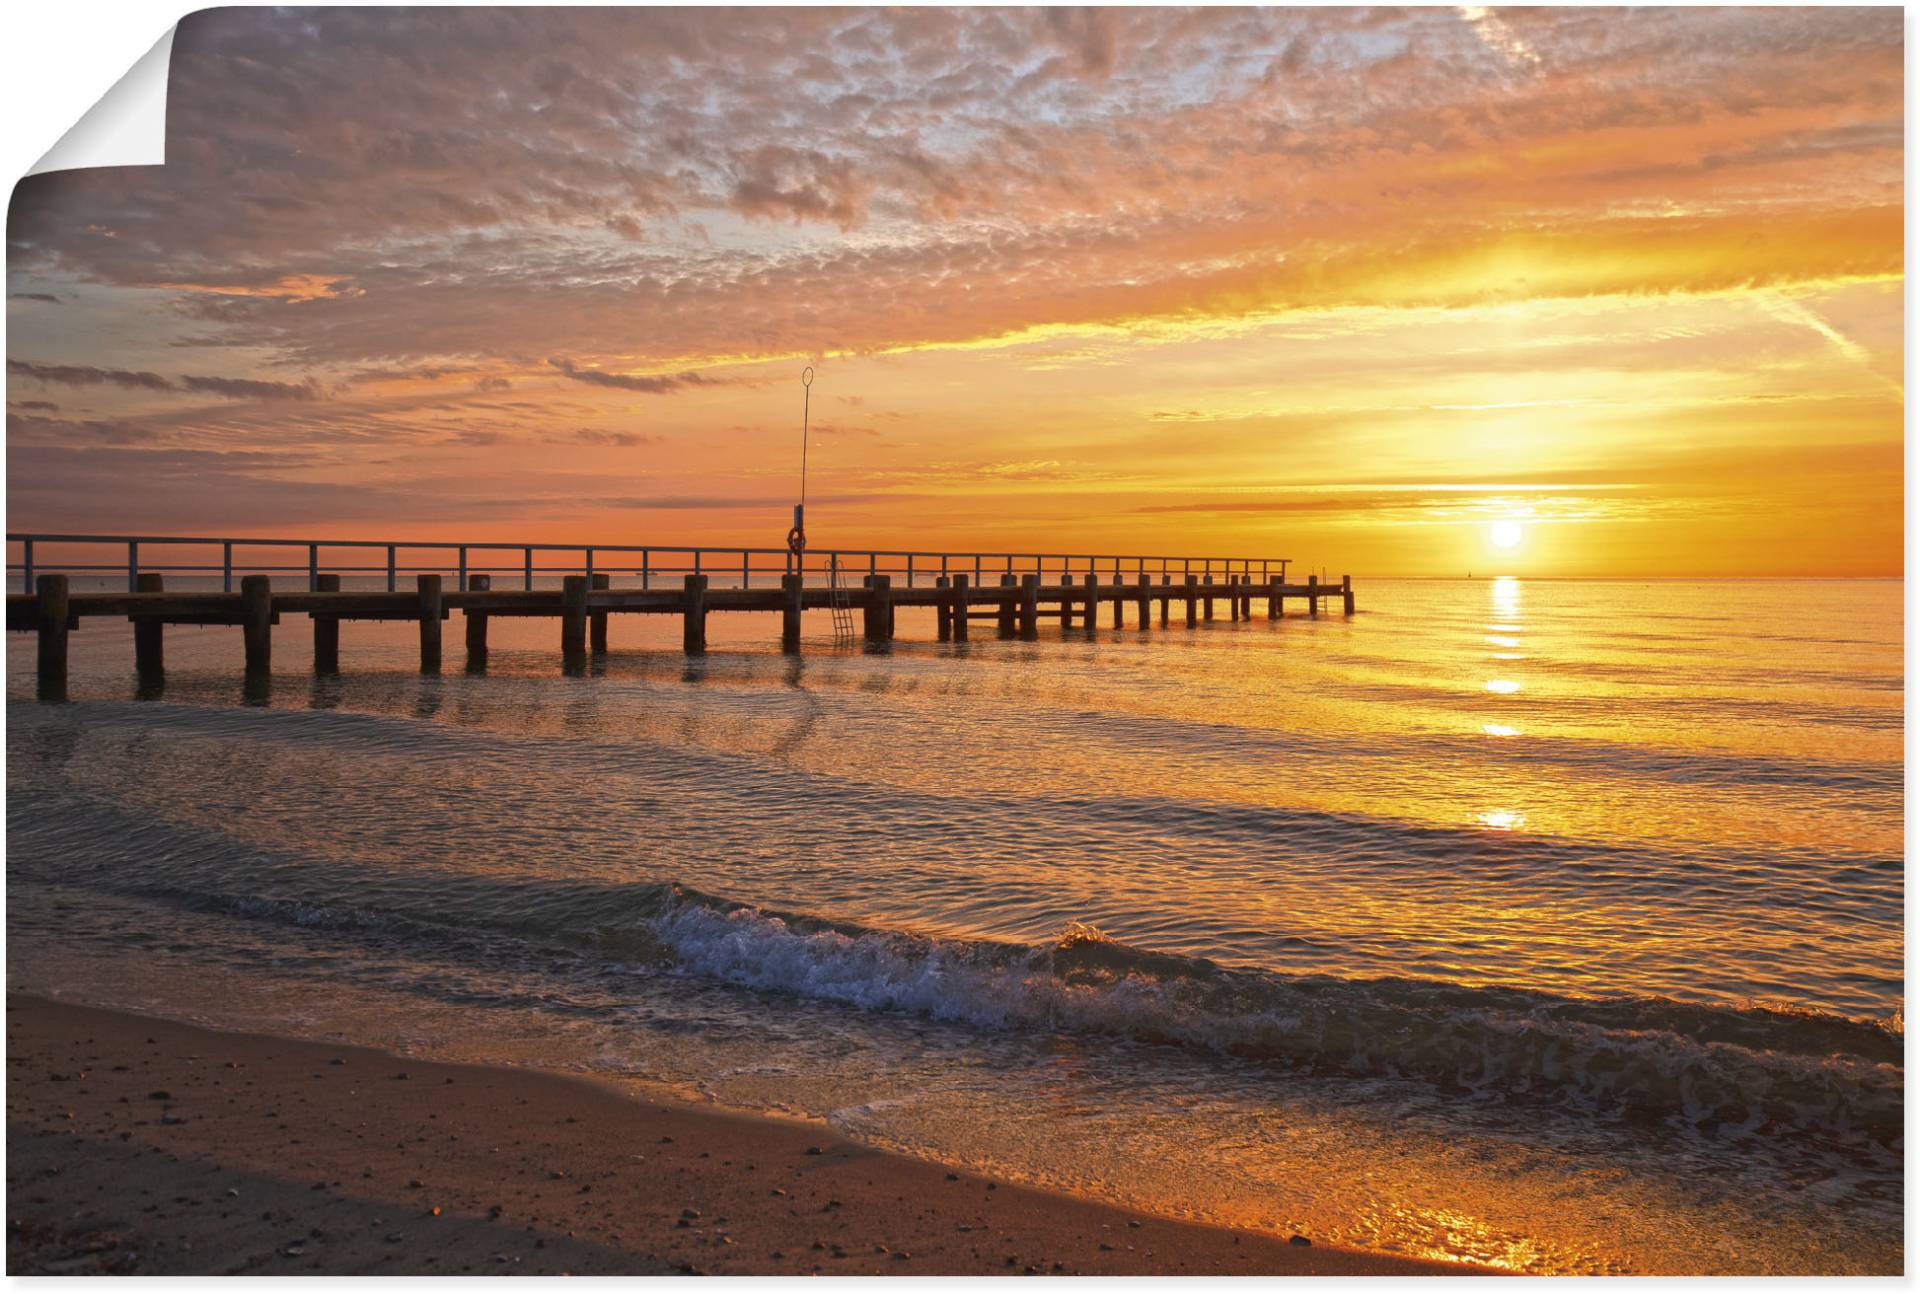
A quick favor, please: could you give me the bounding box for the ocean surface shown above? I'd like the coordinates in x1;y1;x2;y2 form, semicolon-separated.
6;576;1903;1273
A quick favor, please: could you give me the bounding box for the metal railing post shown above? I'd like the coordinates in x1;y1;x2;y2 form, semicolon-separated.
586;547;595;582
223;542;233;592
387;545;397;592
21;538;33;593
524;546;534;590
127;540;139;593
458;546;468;589
308;543;319;592
642;550;651;590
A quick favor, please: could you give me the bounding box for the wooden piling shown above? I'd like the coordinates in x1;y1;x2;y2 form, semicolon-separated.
1308;573;1320;619
1160;574;1171;627
464;574;489;665
417;573;443;673
682;573;708;655
1082;573;1098;631
780;573;803;653
864;574;892;644
1204;579;1216;621
1183;574;1198;627
1136;573;1151;629
1019;574;1040;639
133;572;164;674
241;574;272;673
998;573;1017;637
1111;577;1124;629
1228;575;1241;622
35;573;69;696
936;575;952;641
951;574;970;642
562;574;589;656
1343;574;1355;616
309;573;343;672
590;572;611;653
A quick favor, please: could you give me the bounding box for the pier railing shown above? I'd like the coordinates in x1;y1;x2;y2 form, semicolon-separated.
6;533;1291;594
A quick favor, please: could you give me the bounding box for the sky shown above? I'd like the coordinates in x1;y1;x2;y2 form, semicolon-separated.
4;6;1905;577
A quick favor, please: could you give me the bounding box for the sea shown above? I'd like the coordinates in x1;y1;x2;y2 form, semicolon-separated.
5;576;1903;1274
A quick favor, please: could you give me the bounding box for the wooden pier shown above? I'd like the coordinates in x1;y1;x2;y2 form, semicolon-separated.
5;532;1354;696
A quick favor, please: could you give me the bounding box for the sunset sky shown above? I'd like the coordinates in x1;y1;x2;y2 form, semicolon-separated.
5;6;1904;577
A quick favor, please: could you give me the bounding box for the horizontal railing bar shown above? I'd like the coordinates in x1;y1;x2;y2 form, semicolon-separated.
6;532;1288;567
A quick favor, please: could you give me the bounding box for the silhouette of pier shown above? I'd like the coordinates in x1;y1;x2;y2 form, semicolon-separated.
7;533;1354;698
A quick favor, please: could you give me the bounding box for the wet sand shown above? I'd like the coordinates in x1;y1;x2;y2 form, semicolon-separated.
5;993;1487;1276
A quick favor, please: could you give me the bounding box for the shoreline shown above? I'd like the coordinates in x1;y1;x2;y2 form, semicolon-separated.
5;993;1487;1276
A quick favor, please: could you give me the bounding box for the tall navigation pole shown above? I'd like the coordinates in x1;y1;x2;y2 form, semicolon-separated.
786;366;813;570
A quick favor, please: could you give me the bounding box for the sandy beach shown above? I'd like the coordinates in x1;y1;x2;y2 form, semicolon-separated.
5;994;1483;1276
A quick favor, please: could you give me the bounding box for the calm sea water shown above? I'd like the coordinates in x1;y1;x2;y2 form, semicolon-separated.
6;577;1903;1273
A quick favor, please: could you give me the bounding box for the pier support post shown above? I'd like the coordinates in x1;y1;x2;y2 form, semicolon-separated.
951;574;969;642
1308;574;1320;619
35;573;70;698
417;574;443;673
1136;573;1151;629
464;574;489;668
936;575;952;641
241;574;273;674
314;574;342;672
781;573;804;653
682;573;708;655
1204;579;1216;621
1019;574;1040;639
1184;575;1198;627
998;573;1017;637
1160;574;1171;627
562;574;589;657
1082;573;1098;632
1228;575;1240;622
1343;574;1355;616
864;574;892;644
1111;577;1124;629
1269;575;1281;620
590;572;611;653
133;572;164;675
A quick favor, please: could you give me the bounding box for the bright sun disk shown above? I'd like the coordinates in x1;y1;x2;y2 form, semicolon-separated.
1490;520;1525;549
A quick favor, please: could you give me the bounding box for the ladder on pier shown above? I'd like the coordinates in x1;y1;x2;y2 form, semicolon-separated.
827;556;857;645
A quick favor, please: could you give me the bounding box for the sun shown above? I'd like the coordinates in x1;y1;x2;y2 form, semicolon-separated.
1489;520;1525;550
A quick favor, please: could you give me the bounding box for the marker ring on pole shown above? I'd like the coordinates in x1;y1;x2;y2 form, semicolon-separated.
801;366;814;388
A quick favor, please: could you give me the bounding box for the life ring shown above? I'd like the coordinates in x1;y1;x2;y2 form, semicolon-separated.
786;524;807;556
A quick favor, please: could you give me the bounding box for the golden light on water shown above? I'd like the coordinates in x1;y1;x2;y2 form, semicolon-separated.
1485;679;1522;694
1482;724;1520;738
1476;810;1526;831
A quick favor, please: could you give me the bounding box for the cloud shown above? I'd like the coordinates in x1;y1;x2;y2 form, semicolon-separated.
548;357;716;393
177;374;325;401
9;358;324;402
9;358;172;391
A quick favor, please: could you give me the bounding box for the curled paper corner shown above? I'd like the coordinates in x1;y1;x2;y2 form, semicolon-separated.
27;25;176;176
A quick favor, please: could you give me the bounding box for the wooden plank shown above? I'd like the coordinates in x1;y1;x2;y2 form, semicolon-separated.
590;572;611;653
36;574;69;697
241;575;272;673
418;574;443;673
311;575;342;672
133;573;164;674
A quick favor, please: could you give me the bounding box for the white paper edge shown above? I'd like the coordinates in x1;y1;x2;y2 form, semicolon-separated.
26;24;175;176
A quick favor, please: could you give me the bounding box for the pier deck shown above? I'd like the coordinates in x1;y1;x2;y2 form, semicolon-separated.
6;532;1354;696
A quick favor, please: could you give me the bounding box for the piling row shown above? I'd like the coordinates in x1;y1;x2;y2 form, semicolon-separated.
8;570;1355;695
